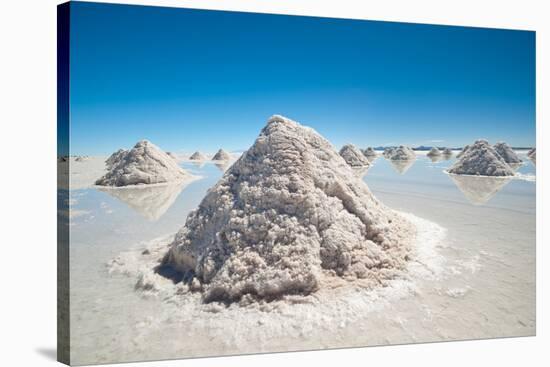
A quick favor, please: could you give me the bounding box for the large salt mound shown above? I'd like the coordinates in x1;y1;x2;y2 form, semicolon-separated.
448;140;515;177
160;115;415;304
388;146;416;161
339;144;370;167
212;149;231;161
189;151;207;161
493;142;522;163
427;147;441;157
96;140;191;186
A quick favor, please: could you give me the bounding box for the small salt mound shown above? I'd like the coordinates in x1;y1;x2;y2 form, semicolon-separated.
105;149;127;169
160;115;415;304
448;140;515;177
339;144;370;167
74;156;88;162
442;148;453;156
96;140;191;187
189;151;206;161
493;142;522;163
212;149;231;161
382;147;395;158
427;147;441;157
527;148;536;163
388;146;416;161
363;147;377;158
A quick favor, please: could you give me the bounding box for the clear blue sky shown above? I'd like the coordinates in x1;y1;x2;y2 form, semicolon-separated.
69;1;535;155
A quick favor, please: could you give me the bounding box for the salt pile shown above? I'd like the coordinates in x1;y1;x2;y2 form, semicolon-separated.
212;149;231;161
427;147;441;157
339;144;370;167
159;115;415;304
388;146;416;161
448;140;515;177
363;147;377;158
96;140;191;186
105;149;127;168
189;151;207;161
527;148;536;163
493;142;522;163
442;148;453;156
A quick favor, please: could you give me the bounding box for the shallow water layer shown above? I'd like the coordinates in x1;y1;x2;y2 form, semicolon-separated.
67;154;535;365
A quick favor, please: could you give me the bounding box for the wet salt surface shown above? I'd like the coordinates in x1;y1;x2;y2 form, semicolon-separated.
67;154;535;365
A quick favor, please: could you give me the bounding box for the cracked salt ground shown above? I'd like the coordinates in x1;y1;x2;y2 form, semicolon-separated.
68;151;535;365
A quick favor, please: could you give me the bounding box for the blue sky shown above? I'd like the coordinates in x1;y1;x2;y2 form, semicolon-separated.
69;2;535;155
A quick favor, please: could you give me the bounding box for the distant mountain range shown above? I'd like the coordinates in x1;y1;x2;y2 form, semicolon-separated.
371;145;533;151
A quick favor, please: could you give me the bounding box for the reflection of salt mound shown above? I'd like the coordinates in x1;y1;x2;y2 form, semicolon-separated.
389;158;415;174
98;182;188;221
212;149;231;161
362;147;377;158
339;144;370;167
448;140;514;177
449;174;511;205
493;142;522;163
105;149;127;168
427;147;441;157
189;151;206;161
428;155;443;163
160;115;414;304
96;140;191;186
214;161;230;172
388;146;416;160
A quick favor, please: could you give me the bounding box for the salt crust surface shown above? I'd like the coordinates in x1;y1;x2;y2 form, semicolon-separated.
96;140;192;187
448;140;515;177
109;212;446;321
339;144;371;167
157;115;416;304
